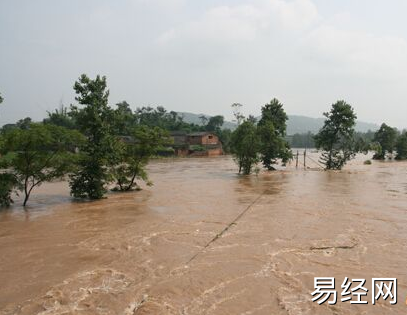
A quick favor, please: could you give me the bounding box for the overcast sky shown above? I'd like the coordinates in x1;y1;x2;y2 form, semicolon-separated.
1;0;407;128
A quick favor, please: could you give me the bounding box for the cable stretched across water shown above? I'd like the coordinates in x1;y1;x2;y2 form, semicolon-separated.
306;155;325;169
185;155;323;265
185;190;267;265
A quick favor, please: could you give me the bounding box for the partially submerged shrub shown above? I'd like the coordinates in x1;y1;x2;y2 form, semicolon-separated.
364;160;372;165
0;173;18;207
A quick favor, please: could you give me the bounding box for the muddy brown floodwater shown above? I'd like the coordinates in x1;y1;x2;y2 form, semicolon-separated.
1;154;407;315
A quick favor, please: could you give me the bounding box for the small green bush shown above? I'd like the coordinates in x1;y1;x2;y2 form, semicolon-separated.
0;173;18;207
364;160;372;165
190;145;206;152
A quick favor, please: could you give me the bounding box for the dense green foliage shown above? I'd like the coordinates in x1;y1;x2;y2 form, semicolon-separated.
258;99;292;170
112;126;169;191
205;115;224;133
134;106;201;132
395;132;407;160
230;100;292;174
43;104;76;129
69;74;116;199
287;132;315;148
112;101;136;135
372;123;398;160
314;101;357;170
231;119;261;175
0;93;18;206
0;173;18;207
1;123;83;206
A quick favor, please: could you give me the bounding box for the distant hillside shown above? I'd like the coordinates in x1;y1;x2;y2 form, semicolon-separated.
177;112;379;134
287;115;379;134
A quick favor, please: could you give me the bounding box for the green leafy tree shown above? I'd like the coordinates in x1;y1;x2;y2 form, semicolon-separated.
69;74;115;199
0;92;18;207
230;119;261;175
112;126;169;191
257;99;292;170
134;106;200;132
289;132;315;148
0;173;19;207
16;117;32;130
199;115;208;126
217;128;232;153
112;101;136;135
205;115;224;133
314;101;357;170
353;130;375;154
43;103;76;129
372;123;398;160
0;124;83;206
395;132;407;160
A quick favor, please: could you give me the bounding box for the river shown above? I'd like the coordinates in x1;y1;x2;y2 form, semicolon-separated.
1;154;407;314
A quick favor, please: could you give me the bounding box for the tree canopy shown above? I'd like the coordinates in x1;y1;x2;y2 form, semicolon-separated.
372;123;398;160
314;100;357;170
395;132;407;160
112;126;169;191
258;99;292;170
230;119;261;175
0;124;83;206
43;104;76;129
230;100;293;174
69;74;116;199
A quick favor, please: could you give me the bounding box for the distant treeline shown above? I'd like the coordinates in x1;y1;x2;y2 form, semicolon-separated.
286;132;315;148
286;130;377;149
1;103;233;153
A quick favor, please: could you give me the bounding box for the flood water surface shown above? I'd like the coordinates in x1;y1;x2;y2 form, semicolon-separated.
1;155;407;314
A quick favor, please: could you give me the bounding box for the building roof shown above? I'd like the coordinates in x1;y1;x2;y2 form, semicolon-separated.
187;132;213;137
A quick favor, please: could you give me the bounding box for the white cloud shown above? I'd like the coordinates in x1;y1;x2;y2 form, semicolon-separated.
131;0;185;9
157;0;407;81
264;0;319;30
157;0;319;44
303;25;407;79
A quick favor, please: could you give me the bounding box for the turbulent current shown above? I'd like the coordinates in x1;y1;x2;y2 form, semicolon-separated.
1;153;407;314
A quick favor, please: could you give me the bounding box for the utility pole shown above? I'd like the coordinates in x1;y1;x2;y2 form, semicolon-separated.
296;150;299;168
304;149;307;169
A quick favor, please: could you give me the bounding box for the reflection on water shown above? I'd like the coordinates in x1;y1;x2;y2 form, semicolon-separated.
1;154;407;314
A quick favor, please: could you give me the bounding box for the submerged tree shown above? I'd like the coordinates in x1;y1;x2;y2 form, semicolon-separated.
314;101;357;170
112;126;168;191
372;123;398;160
69;74;115;199
230;119;260;175
1;124;83;206
395;132;407;160
257;99;292;170
0;93;18;207
0;173;18;207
